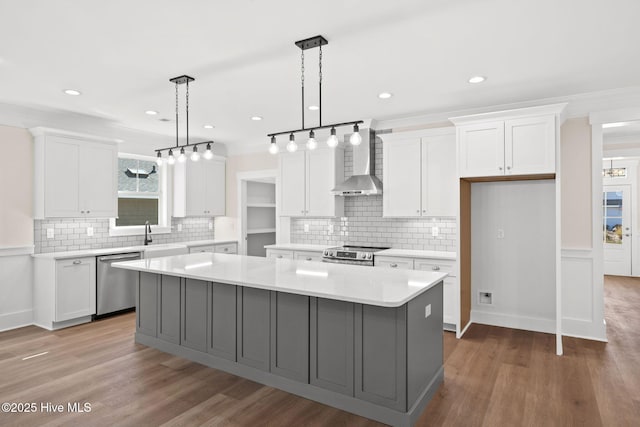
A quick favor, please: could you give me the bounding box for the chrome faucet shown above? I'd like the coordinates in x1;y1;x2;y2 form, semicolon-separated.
144;221;152;246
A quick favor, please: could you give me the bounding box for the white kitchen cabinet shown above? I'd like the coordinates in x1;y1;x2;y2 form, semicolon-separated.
456;114;556;178
34;256;96;330
279;148;344;217
382;129;457;217
188;242;237;254
174;157;226;217
266;249;294;260
294;250;324;262
32;128;118;219
375;255;458;331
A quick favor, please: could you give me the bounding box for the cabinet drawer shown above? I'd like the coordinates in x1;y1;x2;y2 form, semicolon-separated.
189;245;216;254
414;259;456;277
374;256;414;270
294;251;323;262
267;249;294;260
215;243;237;254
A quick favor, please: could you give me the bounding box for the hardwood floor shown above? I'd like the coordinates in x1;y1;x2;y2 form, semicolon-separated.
1;276;639;426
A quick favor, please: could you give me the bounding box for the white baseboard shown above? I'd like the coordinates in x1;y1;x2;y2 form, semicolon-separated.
0;309;34;332
472;310;556;335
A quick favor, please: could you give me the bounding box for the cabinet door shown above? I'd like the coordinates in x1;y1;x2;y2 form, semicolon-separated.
204;159;226;216
55;257;96;321
44;136;81;217
383;138;422;217
208;282;237;361
137;272;158;337
442;277;458;330
505;115;556;175
79;142;117;218
310;298;354;396
185;161;206;216
158;275;181;344
270;292;309;383
306;149;343;217
181;279;208;352
237;287;271;371
422;133;457;216
279;151;306;216
355;304;407;411
458;121;505;178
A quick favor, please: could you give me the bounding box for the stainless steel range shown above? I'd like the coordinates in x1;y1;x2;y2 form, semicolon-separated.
322;245;390;266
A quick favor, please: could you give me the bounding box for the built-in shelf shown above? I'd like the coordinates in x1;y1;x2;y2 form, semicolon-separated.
247;203;276;208
247;228;276;235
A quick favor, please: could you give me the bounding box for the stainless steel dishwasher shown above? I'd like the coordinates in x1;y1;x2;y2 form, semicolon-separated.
96;252;142;317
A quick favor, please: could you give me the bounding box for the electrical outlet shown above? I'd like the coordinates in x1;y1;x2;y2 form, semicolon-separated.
432;226;439;237
497;229;505;239
177;224;183;232
479;291;493;305
304;223;310;233
87;227;94;237
46;228;54;239
328;224;334;234
208;221;213;230
425;304;431;318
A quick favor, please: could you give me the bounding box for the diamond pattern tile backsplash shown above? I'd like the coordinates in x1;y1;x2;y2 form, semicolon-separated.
290;139;457;251
34;217;214;253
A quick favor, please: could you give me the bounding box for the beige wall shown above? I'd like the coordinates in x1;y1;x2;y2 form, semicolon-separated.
215;151;278;240
0;125;33;247
561;117;592;248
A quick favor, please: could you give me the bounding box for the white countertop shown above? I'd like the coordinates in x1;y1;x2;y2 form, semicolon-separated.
376;249;456;260
264;243;332;252
113;253;447;308
32;240;237;260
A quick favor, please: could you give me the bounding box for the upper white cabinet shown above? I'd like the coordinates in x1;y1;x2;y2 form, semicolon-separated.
279;148;344;217
173;157;226;217
452;104;565;178
382;129;457;217
32;128;118;219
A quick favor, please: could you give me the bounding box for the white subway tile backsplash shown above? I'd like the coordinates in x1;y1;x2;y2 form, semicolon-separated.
291;138;457;250
33;217;215;253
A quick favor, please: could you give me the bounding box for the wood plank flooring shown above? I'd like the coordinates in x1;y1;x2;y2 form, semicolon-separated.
1;276;639;426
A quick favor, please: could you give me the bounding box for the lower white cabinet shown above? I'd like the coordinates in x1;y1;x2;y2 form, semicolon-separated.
188;242;238;254
375;256;458;331
266;248;324;262
34;256;96;330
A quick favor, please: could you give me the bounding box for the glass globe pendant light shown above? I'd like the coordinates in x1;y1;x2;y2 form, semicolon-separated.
306;130;317;150
269;136;279;155
326;127;339;147
286;133;298;152
190;145;200;161
349;123;362;146
203;142;214;159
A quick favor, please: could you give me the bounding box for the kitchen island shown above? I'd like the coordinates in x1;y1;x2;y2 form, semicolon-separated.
113;253;446;427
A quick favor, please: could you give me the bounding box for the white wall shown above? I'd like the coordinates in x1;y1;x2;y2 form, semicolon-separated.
471;180;556;333
0;255;33;331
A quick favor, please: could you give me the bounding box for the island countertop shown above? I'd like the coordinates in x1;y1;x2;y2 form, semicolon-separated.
113;252;447;307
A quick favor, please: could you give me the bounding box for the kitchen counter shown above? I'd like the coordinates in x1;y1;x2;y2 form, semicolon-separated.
113;252;446;307
376;248;456;260
263;243;331;252
31;239;237;260
114;252;444;426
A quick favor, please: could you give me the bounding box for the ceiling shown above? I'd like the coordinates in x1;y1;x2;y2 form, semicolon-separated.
1;0;640;154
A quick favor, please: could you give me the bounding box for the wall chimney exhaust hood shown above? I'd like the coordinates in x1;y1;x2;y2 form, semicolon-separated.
331;129;383;196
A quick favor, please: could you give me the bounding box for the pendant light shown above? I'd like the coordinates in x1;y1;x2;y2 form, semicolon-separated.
154;75;216;163
267;36;363;154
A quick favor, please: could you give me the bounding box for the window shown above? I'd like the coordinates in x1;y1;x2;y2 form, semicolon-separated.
603;190;623;244
109;154;170;236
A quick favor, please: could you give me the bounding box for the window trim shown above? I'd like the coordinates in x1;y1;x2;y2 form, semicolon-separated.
109;152;171;237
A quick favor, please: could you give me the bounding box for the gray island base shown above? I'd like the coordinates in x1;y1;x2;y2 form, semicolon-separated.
116;254;445;426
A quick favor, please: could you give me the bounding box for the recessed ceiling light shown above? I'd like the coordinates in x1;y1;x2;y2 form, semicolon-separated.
602;122;629;129
63;89;81;96
114;138;125;143
251;116;263;121
468;76;486;84
203;124;215;129
378;92;393;99
145;110;158;115
308;105;319;111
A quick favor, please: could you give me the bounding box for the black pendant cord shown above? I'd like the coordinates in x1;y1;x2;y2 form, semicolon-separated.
175;82;179;148
186;81;190;146
301;49;305;130
319;45;322;127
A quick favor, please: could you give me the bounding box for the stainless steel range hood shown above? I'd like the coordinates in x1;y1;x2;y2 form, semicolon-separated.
331;129;383;196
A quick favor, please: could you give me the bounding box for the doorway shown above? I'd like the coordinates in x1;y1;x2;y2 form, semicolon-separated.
603;185;632;275
237;170;278;257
